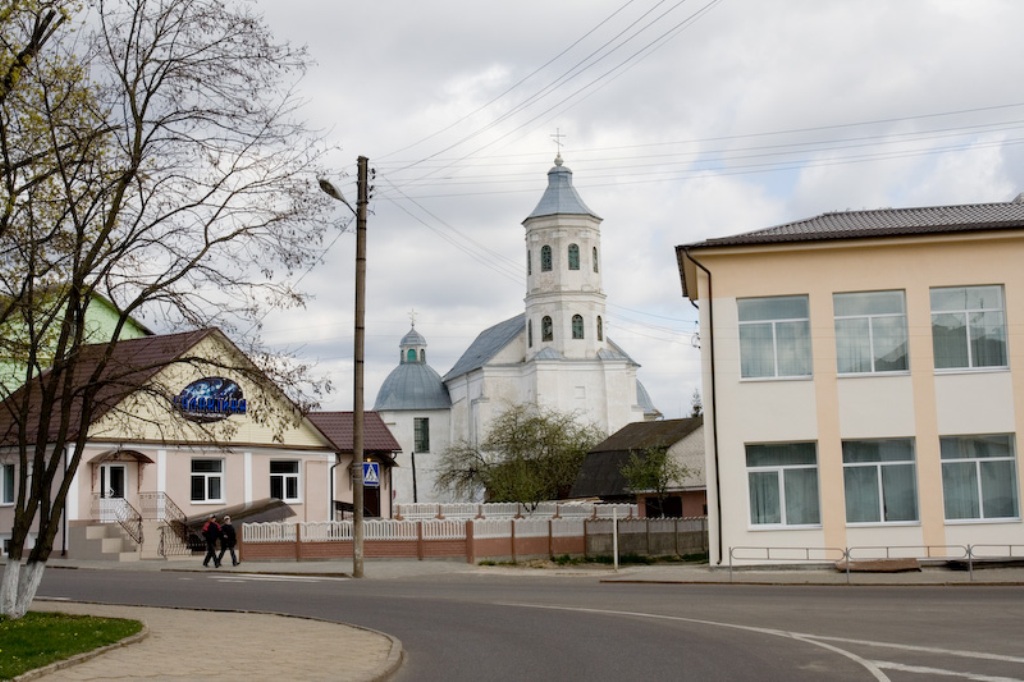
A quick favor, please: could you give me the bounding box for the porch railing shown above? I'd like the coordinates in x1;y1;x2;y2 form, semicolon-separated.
90;494;143;546
138;491;191;557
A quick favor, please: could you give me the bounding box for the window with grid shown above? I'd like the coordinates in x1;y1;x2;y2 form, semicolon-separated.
1;463;13;505
941;435;1019;520
931;285;1007;370
542;316;553;342
746;443;820;526
568;244;580;270
541;245;552;272
738;296;812;378
191;459;223;502
834;290;908;374
572;314;584;339
270;460;300;502
414;417;430;453
843;439;918;523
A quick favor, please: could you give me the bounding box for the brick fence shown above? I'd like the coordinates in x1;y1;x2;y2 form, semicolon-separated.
240;517;709;564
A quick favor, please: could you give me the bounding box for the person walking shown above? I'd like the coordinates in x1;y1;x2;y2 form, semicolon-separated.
201;514;222;568
218;515;239;566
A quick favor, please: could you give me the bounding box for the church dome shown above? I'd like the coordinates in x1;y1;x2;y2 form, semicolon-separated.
374;325;451;411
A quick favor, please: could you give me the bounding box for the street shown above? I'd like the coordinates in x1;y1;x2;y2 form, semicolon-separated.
38;566;1024;680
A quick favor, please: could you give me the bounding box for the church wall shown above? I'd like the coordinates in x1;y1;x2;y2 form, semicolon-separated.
378;408;452;504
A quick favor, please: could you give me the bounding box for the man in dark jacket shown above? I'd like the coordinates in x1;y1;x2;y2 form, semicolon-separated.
218;515;239;567
201;514;222;568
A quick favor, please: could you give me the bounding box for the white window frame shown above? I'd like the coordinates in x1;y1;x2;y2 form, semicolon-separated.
842;439;918;524
270;460;301;502
1;462;14;505
737;295;812;379
940;435;1019;522
833;290;909;375
414;417;430;453
745;443;821;528
191;458;224;503
931;285;1008;371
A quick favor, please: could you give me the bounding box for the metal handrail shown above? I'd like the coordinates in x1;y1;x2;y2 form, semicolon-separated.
92;494;144;546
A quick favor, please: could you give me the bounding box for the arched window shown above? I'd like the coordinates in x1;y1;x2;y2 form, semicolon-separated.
527;250;532;276
420;349;426;362
542;316;553;342
597;316;603;341
592;246;599;273
572;314;584;339
541;245;553;272
528;319;533;347
568;244;580;270
406;349;416;362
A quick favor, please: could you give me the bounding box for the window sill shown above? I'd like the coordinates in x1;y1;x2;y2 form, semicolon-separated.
945;516;1020;525
934;366;1010;376
846;521;920;528
837;370;911;379
748;524;822;531
739;375;813;383
191;501;226;505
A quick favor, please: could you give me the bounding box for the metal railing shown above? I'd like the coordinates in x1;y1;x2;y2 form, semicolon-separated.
138;491;191;557
91;494;143;547
728;544;1024;582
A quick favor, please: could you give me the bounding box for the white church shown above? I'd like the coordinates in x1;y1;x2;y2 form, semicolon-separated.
374;156;661;504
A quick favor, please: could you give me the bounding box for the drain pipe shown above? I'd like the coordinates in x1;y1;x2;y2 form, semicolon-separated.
682;247;723;565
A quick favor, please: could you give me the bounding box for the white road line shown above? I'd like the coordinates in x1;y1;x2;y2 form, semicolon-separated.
210;573;349;583
875;660;1022;682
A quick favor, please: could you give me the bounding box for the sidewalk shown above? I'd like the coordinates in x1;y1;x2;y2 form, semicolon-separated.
20;557;1024;681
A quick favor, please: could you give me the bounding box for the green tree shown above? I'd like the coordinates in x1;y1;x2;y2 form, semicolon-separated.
620;447;691;517
435;404;604;510
0;0;333;618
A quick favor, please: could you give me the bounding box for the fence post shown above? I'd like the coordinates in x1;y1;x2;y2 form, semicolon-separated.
511;518;517;564
466;520;475;564
548;519;554;559
295;523;301;560
417;520;424;561
583;518;589;559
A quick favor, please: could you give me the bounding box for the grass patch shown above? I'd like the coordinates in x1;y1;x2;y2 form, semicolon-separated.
0;611;143;679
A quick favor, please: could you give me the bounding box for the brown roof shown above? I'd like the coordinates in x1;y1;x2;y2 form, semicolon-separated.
570;418;703;499
0;329;216;446
306;411;401;466
682;196;1024;249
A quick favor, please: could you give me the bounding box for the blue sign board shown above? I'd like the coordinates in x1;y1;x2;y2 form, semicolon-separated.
362;462;380;487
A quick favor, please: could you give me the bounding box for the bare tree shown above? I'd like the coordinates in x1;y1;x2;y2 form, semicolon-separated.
435;404;605;511
0;0;335;617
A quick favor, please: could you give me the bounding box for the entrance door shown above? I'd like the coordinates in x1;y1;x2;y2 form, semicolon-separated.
99;463;127;522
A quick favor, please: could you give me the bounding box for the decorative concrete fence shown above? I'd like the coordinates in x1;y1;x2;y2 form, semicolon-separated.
394;502;639;520
240;516;708;564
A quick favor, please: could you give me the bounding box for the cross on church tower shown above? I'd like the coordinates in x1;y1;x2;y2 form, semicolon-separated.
550;129;566;162
408;309;417;327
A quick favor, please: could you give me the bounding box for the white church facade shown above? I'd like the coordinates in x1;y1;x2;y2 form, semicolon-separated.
375;156;661;505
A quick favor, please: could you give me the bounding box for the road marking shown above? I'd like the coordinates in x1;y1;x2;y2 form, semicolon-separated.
875;660;1021;681
208;573;349;583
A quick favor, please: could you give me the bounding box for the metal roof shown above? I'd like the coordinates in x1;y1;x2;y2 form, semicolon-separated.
524;155;600;221
683;195;1024;249
443;314;525;381
373;362;451;411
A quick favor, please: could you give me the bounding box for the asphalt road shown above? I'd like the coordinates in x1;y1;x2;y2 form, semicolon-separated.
38;568;1024;681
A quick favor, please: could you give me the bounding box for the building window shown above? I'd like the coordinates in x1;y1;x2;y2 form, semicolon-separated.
737;295;811;379
528;319;533;347
542;316;553;342
541;245;552;272
941;435;1019;520
527;250;532;276
843;439;918;523
1;463;13;505
597;316;603;341
191;459;223;502
833;290;908;374
270;461;300;502
592;246;599;273
406;349;416;362
746;443;820;526
931;285;1007;370
572;314;584;339
414;417;430;452
568;244;580;270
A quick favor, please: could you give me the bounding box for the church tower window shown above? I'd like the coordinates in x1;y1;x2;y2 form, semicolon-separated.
528;319;533;347
572;314;584;339
568;244;580;270
597;316;604;341
593;246;599;273
542;316;553;342
541;245;553;271
406;349;416;362
527;250;532;276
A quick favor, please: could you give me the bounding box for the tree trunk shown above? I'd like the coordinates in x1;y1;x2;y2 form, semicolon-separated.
0;559;46;619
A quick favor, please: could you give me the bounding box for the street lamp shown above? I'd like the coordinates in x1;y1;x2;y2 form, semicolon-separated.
319;156;369;579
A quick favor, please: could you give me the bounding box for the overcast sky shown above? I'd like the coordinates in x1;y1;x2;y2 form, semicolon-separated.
251;0;1024;420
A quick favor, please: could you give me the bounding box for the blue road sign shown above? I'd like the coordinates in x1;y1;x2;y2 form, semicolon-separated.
363;462;380;487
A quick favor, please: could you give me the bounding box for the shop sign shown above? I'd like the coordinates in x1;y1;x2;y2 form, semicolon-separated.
173;377;247;423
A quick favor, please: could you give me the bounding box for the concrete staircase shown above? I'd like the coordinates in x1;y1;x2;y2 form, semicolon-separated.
68;522;141;562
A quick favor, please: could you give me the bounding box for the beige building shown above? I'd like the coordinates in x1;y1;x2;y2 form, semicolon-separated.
677;196;1024;566
0;329;396;560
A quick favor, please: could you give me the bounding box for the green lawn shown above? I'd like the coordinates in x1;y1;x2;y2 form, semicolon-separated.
0;611;143;680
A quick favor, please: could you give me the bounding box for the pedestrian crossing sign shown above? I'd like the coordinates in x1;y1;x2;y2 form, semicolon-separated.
362;462;380;487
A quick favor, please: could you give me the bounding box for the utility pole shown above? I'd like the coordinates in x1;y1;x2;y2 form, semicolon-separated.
317;157;370;579
352;155;369;578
